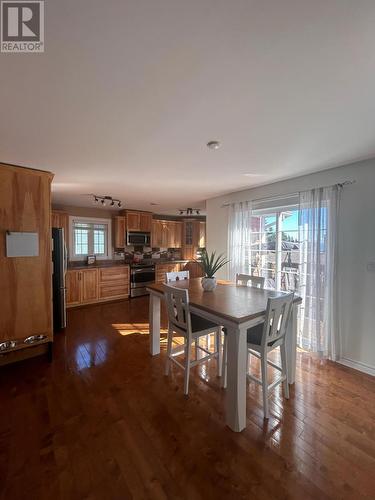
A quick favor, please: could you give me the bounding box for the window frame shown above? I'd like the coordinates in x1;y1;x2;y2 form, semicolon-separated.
69;216;112;261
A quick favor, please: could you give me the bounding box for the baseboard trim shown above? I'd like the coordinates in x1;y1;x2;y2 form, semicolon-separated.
338;357;375;377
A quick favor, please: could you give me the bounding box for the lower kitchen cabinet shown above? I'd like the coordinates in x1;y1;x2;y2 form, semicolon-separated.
82;269;99;303
98;266;130;300
66;270;82;305
155;263;182;283
66;266;129;307
155;261;203;283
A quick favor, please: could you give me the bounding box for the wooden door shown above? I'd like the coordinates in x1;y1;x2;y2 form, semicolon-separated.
66;270;81;306
126;211;140;231
114;216;126;248
81;269;98;303
139;212;152;232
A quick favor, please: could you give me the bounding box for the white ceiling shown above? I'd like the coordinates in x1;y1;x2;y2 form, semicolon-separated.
1;0;375;214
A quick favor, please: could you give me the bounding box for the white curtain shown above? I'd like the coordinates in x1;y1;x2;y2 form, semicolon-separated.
298;186;341;359
227;201;252;280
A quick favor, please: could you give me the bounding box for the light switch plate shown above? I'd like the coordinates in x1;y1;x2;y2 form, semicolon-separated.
366;261;375;272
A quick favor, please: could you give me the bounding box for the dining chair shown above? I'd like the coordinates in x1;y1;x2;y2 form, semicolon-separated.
222;293;294;419
164;284;222;395
221;273;266;388
236;273;265;289
165;270;189;282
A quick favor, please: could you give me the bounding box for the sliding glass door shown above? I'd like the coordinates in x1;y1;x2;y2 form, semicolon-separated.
249;207;300;292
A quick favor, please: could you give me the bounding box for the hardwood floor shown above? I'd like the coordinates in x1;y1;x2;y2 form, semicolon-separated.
1;298;375;500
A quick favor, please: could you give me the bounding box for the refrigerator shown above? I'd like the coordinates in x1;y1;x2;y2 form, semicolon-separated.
52;227;67;330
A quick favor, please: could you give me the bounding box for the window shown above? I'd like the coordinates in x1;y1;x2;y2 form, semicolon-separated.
69;217;111;260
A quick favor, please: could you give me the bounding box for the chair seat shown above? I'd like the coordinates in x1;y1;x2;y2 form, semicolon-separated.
223;323;275;346
191;313;219;333
247;323;279;346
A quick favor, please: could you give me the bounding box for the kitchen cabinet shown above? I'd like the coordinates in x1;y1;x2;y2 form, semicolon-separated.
67;266;129;307
124;210;152;232
66;269;98;306
182;220;205;259
66;270;81;305
113;216;126;248
151;220;182;248
181;261;203;279
81;269;99;303
155;262;183;283
52;210;69;247
139;212;153;232
98;266;130;300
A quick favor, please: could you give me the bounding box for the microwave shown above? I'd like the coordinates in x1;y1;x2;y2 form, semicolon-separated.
127;232;151;246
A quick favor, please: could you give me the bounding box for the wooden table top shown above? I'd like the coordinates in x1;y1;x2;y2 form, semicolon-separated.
147;278;302;325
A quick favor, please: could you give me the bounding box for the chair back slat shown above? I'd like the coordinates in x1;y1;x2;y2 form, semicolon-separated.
236;273;265;289
262;293;294;346
166;270;190;283
164;284;191;334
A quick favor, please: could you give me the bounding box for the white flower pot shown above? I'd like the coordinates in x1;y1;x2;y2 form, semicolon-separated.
201;277;217;291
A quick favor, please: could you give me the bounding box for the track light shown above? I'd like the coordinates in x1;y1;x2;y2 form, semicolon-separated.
92;194;123;208
178;208;202;216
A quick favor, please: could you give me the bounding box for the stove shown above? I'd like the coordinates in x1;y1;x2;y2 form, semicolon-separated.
129;262;155;297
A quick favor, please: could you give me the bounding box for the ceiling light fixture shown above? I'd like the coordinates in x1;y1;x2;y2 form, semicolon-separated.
92;194;123;209
207;140;221;150
178;208;202;216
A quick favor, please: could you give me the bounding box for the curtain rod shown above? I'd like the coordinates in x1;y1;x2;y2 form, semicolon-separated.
220;180;356;207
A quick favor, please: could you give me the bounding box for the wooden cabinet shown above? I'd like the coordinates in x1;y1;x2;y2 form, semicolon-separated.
151;220;183;248
139;212;152;232
124;210;152;232
52;210;69;247
182;220;205;259
98;266;129;300
81;269;98;303
67;266;129;307
181;261;203;279
155;263;183;283
113;216;126;248
126;211;140;231
0;163;53;365
66;270;81;305
66;269;98;306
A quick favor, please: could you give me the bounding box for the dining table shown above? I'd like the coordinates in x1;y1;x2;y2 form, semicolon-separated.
147;278;302;432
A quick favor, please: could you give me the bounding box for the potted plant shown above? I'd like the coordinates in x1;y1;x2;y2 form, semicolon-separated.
196;249;229;291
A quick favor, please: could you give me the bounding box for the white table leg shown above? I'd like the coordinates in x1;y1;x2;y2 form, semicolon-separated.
149;293;161;356
225;325;247;432
286;304;298;384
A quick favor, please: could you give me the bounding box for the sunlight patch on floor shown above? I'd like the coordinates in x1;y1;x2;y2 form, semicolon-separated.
111;323;169;336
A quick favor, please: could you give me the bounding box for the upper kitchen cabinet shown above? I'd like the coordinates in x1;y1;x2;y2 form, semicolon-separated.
182;220;206;259
113;215;126;248
151;220;182;248
122;210;152;232
52;210;69;247
139;212;153;232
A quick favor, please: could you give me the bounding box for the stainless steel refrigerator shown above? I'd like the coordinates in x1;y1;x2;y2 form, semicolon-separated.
52;227;67;330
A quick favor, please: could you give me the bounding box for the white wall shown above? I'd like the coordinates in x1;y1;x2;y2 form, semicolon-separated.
206;158;375;374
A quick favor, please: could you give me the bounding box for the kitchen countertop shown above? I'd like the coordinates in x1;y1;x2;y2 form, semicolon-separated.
68;259;193;270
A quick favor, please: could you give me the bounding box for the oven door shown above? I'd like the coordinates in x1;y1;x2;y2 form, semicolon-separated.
131;267;155;288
